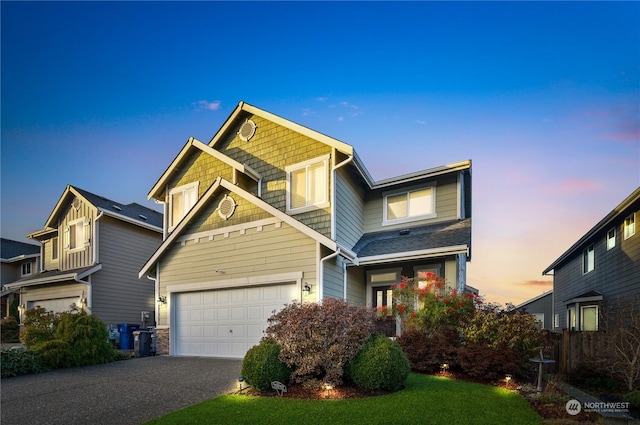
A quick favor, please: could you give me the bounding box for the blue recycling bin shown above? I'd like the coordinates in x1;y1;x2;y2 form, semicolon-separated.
117;323;140;350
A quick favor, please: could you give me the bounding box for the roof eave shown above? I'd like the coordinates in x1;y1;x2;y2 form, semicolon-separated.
357;245;469;266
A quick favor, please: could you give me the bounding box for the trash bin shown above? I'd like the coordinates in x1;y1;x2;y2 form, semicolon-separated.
117;323;140;350
133;330;152;357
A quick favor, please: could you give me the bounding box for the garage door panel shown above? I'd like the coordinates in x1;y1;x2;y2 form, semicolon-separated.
28;297;79;313
174;283;296;358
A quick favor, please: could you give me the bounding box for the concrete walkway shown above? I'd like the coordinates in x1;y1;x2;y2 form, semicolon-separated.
1;356;243;425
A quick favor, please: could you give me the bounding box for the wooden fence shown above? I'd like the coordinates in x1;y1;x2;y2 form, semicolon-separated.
557;329;609;375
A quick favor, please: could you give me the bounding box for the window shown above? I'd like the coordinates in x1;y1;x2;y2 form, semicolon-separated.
286;156;329;213
581;305;598;331
567;306;576;331
533;313;544;329
65;219;88;252
52;237;59;260
21;262;32;276
583;244;594;274
554;313;559;329
606;228;616;250
169;182;198;229
624;213;636;240
383;186;435;225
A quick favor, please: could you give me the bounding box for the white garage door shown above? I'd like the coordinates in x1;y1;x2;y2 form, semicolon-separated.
28;297;78;313
174;283;297;358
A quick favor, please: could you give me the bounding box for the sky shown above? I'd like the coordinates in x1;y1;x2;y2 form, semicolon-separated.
1;1;639;306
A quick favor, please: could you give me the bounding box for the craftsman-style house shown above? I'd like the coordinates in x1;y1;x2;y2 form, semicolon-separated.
5;186;163;327
140;101;472;358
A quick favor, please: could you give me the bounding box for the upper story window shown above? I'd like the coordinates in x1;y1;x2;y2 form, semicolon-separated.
52;236;59;260
583;244;594;274
624;213;636;240
285;155;329;213
65;218;89;252
383;186;435;225
606;228;616;251
21;261;32;277
169;182;198;230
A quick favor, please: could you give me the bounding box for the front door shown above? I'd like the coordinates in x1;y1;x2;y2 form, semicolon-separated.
372;285;396;337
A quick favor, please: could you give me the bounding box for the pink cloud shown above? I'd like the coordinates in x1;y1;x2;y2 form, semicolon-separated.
518;280;553;287
550;178;602;194
193;100;221;111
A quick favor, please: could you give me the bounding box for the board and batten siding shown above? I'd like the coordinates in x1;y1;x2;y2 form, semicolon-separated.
363;174;459;233
59;197;96;270
92;216;160;325
553;211;640;330
157;221;318;326
335;168;365;249
22;282;86;312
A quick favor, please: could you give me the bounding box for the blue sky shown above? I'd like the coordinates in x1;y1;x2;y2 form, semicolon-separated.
2;1;639;305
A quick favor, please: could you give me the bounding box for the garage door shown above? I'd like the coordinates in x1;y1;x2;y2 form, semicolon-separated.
174;283;297;358
28;297;78;313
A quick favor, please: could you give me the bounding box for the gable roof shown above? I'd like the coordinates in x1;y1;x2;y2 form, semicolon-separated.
514;290;552;310
139;177;338;278
31;185;163;237
353;219;471;265
0;238;40;262
4;264;102;289
542;186;640;275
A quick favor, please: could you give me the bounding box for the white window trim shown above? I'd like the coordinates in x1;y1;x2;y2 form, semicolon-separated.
582;244;594;274
51;236;59;261
554;313;559;329
580;305;598;331
382;184;436;226
624;213;636;240
567;306;576;331
285;155;330;214
168;182;199;231
21;262;32;277
66;218;89;253
606;228;616;251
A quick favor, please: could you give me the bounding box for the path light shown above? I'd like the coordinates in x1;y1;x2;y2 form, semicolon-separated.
324;382;333;398
440;363;449;374
238;377;244;392
505;374;512;389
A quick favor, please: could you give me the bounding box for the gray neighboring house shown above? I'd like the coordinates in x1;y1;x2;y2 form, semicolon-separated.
514;290;553;330
1;238;41;318
5;185;163;327
543;187;640;332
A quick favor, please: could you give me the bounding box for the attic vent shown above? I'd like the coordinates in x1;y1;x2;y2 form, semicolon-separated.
399;229;411;236
72;198;81;210
112;205;122;211
139;214;148;220
217;195;236;220
238;119;257;141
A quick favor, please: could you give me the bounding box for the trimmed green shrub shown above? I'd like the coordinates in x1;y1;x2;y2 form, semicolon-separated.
345;334;410;391
1;316;20;343
36;340;77;369
241;339;291;391
1;348;49;378
21;307;60;348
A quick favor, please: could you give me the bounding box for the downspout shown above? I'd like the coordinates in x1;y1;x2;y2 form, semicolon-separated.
343;260;348;300
146;272;158;328
94;211;104;264
330;155;354;240
319;248;341;300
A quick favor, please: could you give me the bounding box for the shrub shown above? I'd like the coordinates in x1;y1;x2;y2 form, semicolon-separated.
241;339;291;391
397;327;459;373
345;334;410;391
1;316;20;343
1;348;49;378
265;298;375;387
35;340;77;369
21;307;61;348
623;390;640;409
457;342;520;382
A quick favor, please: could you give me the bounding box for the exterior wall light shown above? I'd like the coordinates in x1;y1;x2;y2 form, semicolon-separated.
303;283;312;296
157;296;167;304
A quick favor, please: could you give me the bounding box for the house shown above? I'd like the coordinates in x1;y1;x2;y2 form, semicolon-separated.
5;185;163;328
1;238;41;318
542;187;640;331
139;101;472;358
513;290;553;330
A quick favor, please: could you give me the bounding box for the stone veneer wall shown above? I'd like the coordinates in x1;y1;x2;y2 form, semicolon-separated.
155;328;170;355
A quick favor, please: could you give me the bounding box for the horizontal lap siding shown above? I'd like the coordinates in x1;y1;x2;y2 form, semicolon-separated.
335;169;364;249
92;217;161;325
23;282;86;310
346;266;366;305
323;254;344;299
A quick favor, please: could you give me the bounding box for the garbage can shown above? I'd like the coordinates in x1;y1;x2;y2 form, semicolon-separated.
133;330;152;357
117;323;140;350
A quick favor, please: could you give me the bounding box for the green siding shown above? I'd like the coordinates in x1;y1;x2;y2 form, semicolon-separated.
335;168;365;248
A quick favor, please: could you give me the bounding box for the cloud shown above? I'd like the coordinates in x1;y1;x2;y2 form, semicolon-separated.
552;178;602;194
416;120;426;125
518;280;553;287
302;108;315;117
193;100;221;111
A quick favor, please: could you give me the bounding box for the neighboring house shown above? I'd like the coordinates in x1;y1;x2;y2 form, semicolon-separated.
543;187;640;332
139;101;472;358
5;185;163;328
513;290;553;330
1;238;41;318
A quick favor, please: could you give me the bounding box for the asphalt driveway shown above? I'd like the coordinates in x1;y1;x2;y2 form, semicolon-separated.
1;356;243;425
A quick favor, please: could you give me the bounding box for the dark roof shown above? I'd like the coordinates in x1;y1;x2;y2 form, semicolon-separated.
543;187;640;275
6;265;101;287
352;219;471;258
0;238;40;260
72;186;163;229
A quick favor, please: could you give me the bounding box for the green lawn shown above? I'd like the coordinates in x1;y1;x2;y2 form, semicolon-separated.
144;373;542;425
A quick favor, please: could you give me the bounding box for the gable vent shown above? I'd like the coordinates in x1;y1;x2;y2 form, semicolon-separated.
238;119;257;142
217;195;236;220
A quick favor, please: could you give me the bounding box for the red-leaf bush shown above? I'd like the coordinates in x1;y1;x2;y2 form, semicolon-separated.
397;327;459;373
457;342;520;382
265;298;376;388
